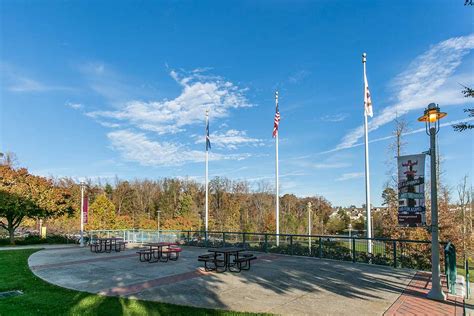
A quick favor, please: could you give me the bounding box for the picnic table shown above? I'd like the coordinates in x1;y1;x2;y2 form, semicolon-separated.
91;237;125;253
139;242;181;262
207;247;244;272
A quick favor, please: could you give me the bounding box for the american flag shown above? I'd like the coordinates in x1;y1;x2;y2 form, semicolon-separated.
206;116;211;150
272;92;280;138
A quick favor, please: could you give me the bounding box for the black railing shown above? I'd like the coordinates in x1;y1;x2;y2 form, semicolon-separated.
87;229;449;271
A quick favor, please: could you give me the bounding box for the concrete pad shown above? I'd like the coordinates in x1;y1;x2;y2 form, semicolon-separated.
28;246;415;315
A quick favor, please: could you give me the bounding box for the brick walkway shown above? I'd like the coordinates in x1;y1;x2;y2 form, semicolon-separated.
384;272;464;316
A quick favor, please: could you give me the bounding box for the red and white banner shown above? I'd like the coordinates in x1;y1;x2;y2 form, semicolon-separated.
82;196;89;224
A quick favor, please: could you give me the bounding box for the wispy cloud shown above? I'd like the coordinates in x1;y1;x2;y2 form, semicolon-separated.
79;62;154;104
317;117;474;155
194;129;264;150
336;172;364;181
321;113;349;122
288;70;310;84
336;34;474;151
108;130;250;166
7;76;72;93
87;69;251;134
66;102;83;110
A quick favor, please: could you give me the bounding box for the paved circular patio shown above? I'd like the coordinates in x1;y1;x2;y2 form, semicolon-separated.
28;245;416;315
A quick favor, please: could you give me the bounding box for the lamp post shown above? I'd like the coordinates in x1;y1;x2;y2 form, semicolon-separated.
157;209;161;242
348;223;352;251
418;103;447;301
79;182;86;247
307;202;312;253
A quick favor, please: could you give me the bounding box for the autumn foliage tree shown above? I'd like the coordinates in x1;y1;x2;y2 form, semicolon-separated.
0;165;74;244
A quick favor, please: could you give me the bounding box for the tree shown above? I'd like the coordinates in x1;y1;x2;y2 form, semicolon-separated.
0;152;18;167
0;165;74;244
86;194;116;230
453;86;474;132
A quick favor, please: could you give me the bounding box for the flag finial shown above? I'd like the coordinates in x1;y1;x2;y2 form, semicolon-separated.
362;52;367;64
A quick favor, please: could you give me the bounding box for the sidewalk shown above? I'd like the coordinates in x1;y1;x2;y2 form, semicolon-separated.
384;271;464;316
0;244;78;251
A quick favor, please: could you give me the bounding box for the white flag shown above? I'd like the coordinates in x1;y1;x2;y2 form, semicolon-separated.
364;72;373;117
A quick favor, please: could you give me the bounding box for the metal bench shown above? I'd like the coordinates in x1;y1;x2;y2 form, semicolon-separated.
115;241;128;252
167;247;182;261
231;255;257;272
136;249;153;262
198;254;224;271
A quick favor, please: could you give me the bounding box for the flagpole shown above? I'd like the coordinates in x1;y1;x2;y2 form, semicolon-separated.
362;53;373;254
205;109;209;235
275;91;280;247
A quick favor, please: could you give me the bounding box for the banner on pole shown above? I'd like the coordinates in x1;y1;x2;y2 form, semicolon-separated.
397;154;426;227
83;196;89;224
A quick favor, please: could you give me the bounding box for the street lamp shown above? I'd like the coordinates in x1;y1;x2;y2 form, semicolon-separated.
79;182;86;247
348;223;352;251
156;209;161;242
418;103;447;301
307;202;312;253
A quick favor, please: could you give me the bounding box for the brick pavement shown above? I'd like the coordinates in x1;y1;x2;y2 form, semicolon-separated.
384;271;464;316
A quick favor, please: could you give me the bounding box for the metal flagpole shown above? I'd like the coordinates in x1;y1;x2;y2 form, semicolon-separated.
275;91;280;247
80;182;85;247
362;53;373;254
205;109;209;235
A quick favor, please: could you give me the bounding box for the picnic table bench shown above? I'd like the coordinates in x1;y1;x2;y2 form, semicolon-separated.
136;242;182;263
198;248;257;273
90;237;126;253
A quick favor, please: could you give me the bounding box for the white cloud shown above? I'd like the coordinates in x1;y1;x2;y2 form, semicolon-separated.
87;69;251;135
321;113;349;122
195;129;264;150
336;34;474;151
7;76;72;93
66;102;83;110
107;130;250;166
316;117;474;155
336;172;364;181
99;121;120;128
288;70;310;84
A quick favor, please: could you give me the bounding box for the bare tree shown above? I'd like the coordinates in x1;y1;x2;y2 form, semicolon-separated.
457;175;473;260
0;152;18;167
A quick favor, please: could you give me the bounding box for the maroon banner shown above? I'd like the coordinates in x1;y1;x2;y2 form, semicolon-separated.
83;196;89;224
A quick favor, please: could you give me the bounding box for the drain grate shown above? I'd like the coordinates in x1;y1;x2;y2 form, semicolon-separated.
0;290;24;299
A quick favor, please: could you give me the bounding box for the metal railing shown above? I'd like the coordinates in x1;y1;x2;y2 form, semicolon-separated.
444;242;457;295
86;229;449;271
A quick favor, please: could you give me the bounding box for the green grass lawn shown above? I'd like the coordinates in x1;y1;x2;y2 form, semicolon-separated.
0;249;264;316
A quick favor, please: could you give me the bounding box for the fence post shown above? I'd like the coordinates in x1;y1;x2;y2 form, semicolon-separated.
290;235;293;255
466;258;470;299
319;237;322;258
223;232;226;247
187;231;190;244
243;233;246;249
393;241;397;268
352;238;356;263
264;234;268;253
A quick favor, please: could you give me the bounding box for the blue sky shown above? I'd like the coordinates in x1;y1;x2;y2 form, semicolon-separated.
1;1;473;206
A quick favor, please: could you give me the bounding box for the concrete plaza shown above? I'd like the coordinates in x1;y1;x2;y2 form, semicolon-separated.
26;245;423;315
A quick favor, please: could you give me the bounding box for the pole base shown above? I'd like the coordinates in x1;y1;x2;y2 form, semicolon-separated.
427;288;446;301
